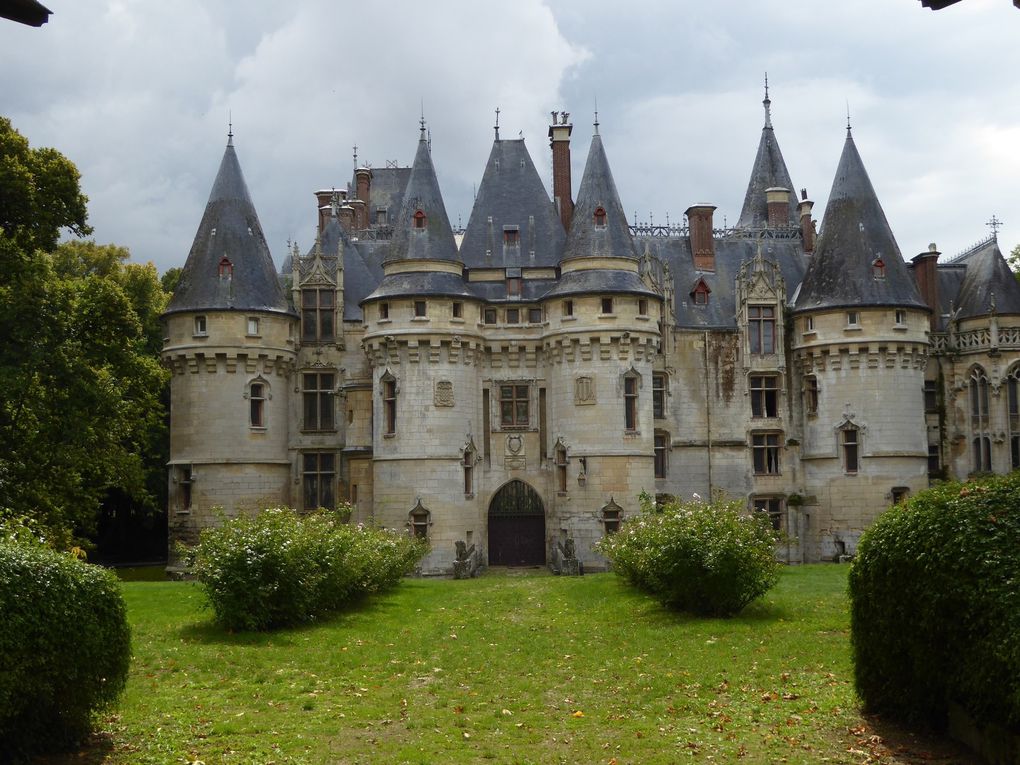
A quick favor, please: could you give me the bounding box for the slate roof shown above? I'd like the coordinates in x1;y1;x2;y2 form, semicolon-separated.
384;130;459;264
561;132;639;263
355;165;413;226
794;130;926;313
166;136;292;316
296;216;385;321
364;271;475;301
459;138;565;269
737;95;799;229
949;237;1020;319
541;268;658;300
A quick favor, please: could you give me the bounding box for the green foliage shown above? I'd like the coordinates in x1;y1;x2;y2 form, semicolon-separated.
1009;243;1020;284
0;119;171;544
597;493;780;616
848;473;1020;730
0;541;131;761
188;506;428;631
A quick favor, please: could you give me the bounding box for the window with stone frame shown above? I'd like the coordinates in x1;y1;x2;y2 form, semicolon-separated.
752;497;783;531
924;379;938;413
528;307;543;324
409;499;430;539
804;375;819;416
654;431;669;478
303;372;335;431
973;436;991;473
601;498;623;534
249;380;267;428
301;288;335;342
176;464;193;511
462;445;476;496
748;305;776;354
623;372;639;431
499;383;530;428
652;373;667;419
751;432;781;475
969;366;991;472
1009;366;1020;469
750;374;779;418
414;300;427;317
554;442;568;493
483;307;497;324
380;372;397;436
843;427;860;474
302;452;336;511
928;444;941;476
194;315;207;335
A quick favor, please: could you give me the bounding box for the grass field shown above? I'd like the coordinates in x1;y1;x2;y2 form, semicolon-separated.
45;565;975;764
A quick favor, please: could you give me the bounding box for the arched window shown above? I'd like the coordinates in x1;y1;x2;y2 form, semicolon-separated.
246;377;269;428
842;426;860;474
218;256;233;279
969;366;991;472
871;258;885;279
408;499;431;539
593;206;607;228
413;209;427;229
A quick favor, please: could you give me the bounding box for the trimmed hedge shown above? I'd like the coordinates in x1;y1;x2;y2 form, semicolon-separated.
0;541;131;761
597;493;779;616
849;473;1020;730
189;507;428;631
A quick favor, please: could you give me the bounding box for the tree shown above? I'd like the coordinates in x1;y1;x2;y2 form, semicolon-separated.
1009;243;1020;284
0;119;169;548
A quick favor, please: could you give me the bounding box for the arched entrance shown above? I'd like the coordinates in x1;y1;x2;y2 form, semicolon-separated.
487;480;546;566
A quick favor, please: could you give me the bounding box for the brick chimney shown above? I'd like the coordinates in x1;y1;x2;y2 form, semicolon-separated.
686;204;716;272
549;111;574;232
911;243;941;330
765;187;791;228
355;167;372;229
798;188;815;254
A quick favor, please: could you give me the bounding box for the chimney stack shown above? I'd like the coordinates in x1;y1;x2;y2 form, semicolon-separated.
549;111;574;232
798;188;815;254
686;204;717;272
911;243;941;330
766;187;791;228
354;167;372;229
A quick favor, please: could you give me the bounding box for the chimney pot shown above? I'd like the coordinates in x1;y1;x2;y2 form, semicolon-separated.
685;204;716;272
549;113;574;231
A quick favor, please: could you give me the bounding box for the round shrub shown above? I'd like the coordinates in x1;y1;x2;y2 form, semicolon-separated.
0;541;131;761
189;506;428;631
597;493;780;616
849;474;1020;731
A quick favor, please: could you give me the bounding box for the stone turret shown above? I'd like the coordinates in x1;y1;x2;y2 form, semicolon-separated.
162;133;297;568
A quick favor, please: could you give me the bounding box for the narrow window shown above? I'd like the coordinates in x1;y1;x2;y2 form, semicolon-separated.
750;375;779;418
414;300;427;318
924;380;938;413
507;277;522;297
249;382;266;427
463;448;475;495
654;431;669;478
843;429;859;474
500;384;529;427
247;317;260;336
973;436;991;473
748;306;776;354
178;465;192;511
847;311;860;328
379;302;390;320
452;301;463;319
413;209;427;229
218;256;233;279
624;375;638;431
753;497;783;531
483;307;497;324
303;372;335;431
554;444;568;493
302;288;335;342
601;297;614;314
804;375;819;416
895;309;906;325
652;373;667;419
638;298;648;316
505;308;520;324
563;299;574;317
805;316;815;333
752;432;781;475
539;388;547;460
302;452;336;511
381;374;397;435
872;258;886;279
928;444;941;476
528;307;543;324
593;206;607;228
1008;369;1020;469
194;315;207;335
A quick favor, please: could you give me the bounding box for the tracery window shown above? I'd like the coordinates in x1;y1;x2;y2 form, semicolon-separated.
969;366;991;472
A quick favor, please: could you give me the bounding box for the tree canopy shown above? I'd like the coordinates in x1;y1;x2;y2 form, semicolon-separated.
0;118;169;548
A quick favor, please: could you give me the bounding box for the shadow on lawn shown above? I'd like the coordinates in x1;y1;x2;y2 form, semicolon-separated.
30;731;113;765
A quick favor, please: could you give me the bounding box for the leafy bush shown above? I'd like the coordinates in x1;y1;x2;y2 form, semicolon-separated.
188;506;428;631
849;474;1020;731
597;493;780;616
0;541;131;761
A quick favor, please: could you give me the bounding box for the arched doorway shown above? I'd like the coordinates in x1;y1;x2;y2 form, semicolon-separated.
487;480;546;566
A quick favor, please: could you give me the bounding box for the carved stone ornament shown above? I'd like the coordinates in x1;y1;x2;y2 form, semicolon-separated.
504;434;526;470
574;375;596;405
434;380;454;407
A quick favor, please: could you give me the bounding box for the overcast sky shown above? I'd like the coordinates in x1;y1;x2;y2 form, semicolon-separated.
3;0;1020;275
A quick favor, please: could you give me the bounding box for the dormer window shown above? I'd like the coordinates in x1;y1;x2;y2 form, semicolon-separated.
413;209;427;229
503;227;520;246
507;277;522;297
593;206;607;229
218;256;233;279
691;279;711;306
872;258;886;279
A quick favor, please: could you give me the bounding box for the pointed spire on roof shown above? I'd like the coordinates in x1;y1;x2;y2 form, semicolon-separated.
227;112;233;146
794;129;925;313
165;136;290;315
737;84;798;229
593;96;600;136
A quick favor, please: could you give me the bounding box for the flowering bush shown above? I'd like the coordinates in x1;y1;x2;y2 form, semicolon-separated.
849;474;1020;730
596;493;779;616
188;505;427;631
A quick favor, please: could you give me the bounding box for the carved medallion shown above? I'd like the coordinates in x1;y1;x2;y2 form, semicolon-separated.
575;375;596;405
505;434;526;470
434;380;454;407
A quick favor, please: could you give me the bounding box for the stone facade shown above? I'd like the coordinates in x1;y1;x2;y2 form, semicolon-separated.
163;103;1020;574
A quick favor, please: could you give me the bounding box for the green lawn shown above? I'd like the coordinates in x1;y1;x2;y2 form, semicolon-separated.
51;566;974;764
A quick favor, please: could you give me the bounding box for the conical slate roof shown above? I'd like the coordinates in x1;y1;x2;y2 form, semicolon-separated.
561;132;638;262
459;138;565;268
736;94;799;229
166;136;290;315
953;238;1020;319
794;130;926;313
384;129;459;264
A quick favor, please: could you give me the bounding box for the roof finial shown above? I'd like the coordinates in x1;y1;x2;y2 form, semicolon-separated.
986;214;1003;239
353;144;358;169
419;100;426;140
593;95;600;136
846;100;852;133
494;106;500;140
763;73;772;129
227;110;233;146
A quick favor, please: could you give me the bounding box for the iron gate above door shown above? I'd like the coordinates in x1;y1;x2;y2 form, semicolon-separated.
487;480;546;566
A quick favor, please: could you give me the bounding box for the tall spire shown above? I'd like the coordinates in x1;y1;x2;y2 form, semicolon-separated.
763;73;772;129
737;83;798;229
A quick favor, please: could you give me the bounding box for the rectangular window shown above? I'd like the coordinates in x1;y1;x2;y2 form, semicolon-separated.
638;298;648;316
843;429;859;474
847;311;860;327
194;315;207;335
503;227;520;246
249;382;266;427
507;277;522;296
303;372;335;431
748;305;776;354
602;506;621;534
463;451;474;495
805;316;815;333
178;465;192;511
528;307;543;324
247;317;260;336
1012;436;1020;471
563;300;574;317
414;300;427;318
973;436;991;472
302;289;335;342
752;432;781;475
302;452;336;511
928;444;941;475
805;375;819;416
500;384;530;427
654;431;669;478
379;302;389;320
382;377;397;435
375;208;388;225
895;309;907;325
624;376;638;431
555;447;568;492
652;373;667;419
505;308;520;324
750;375;779;418
452;301;463;319
484;307;497;324
601;297;614;314
753;497;783;531
924;380;938;413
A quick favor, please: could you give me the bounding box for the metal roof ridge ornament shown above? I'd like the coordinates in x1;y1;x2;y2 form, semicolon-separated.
763;72;772;129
